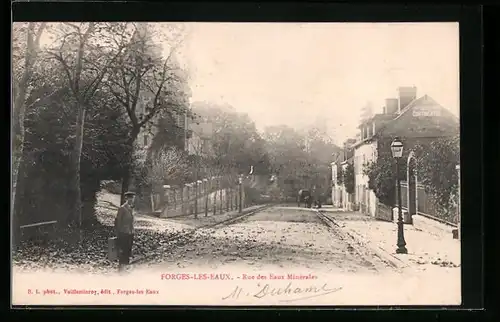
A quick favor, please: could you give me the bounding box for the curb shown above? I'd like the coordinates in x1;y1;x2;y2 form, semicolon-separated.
342;227;409;270
318;211;409;271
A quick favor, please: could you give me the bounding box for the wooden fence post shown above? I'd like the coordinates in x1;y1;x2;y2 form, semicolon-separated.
235;184;238;209
238;176;243;213
180;186;185;215
213;179;217;216
225;177;230;212
219;180;223;214
173;188;177;210
204;179;209;217
188;183;193;215
230;186;233;210
162;185;171;217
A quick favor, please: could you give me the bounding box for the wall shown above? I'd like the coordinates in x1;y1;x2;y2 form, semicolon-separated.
331;162;340;207
353;140;378;216
186;131;203;155
187;121;215;156
340;162;355;211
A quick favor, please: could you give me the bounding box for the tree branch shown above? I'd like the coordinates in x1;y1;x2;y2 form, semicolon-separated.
82;45;127;104
73;23;96;96
48;52;76;94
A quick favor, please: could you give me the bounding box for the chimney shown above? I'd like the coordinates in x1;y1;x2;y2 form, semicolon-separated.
385;98;399;114
397;86;417;112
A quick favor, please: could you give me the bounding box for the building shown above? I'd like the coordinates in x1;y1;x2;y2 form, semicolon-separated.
352;86;459;217
128;24;188;152
331;139;356;209
135;97;188;151
186;119;214;157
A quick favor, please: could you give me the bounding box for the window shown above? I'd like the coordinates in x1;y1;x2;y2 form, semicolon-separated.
143;134;149;146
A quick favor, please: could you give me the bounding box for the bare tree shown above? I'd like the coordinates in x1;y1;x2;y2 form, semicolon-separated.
148;147;189;187
104;23;190;203
47;23;133;228
11;22;47;248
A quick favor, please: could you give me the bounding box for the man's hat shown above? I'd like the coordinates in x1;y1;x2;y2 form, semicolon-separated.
124;191;136;197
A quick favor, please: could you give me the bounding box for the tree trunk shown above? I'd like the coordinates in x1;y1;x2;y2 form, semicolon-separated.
120;128;140;204
12;23;46;249
12;152;29;250
70;102;86;227
120;166;132;206
66;23;95;232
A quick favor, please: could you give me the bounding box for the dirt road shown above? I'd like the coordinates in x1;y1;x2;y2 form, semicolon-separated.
144;206;392;273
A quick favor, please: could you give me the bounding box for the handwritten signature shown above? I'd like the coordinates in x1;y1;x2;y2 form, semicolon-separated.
222;282;343;303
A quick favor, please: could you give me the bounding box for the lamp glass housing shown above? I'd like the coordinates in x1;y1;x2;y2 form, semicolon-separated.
391;139;404;158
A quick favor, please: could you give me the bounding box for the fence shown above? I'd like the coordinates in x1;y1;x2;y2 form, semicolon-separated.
400;181;458;224
153;176;256;218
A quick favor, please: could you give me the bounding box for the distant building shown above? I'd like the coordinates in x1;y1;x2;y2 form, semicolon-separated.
130;25;187;152
135;97;188;151
186;119;214;157
352;86;459;217
331;138;356;210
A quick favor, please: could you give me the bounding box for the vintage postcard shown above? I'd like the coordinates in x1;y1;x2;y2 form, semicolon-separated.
11;22;461;306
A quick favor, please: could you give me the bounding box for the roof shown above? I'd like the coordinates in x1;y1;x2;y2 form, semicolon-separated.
330;152;344;165
357;113;396;129
352;94;458;149
385;94;458;125
375;94;459;136
341;155;354;165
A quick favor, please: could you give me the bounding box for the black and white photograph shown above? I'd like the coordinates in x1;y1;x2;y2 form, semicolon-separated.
11;22;460;306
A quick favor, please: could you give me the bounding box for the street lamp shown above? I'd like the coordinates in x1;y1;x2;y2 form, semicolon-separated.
391;137;408;254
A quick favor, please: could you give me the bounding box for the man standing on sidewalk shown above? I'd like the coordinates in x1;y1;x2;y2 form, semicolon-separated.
114;191;136;271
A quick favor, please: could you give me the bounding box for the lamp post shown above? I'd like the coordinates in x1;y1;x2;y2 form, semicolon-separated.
391;137;408;254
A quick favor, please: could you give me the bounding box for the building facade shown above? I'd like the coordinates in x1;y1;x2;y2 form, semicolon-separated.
185;116;214;157
352;86;459;218
331;138;356;210
353;140;378;216
135;97;188;152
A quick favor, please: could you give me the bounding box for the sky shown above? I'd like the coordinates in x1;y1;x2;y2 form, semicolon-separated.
28;22;459;145
178;22;459;144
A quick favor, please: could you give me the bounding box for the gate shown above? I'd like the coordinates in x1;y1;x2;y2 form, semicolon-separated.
407;151;417;217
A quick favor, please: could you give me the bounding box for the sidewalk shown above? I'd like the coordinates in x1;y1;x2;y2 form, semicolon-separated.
330;212;461;271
